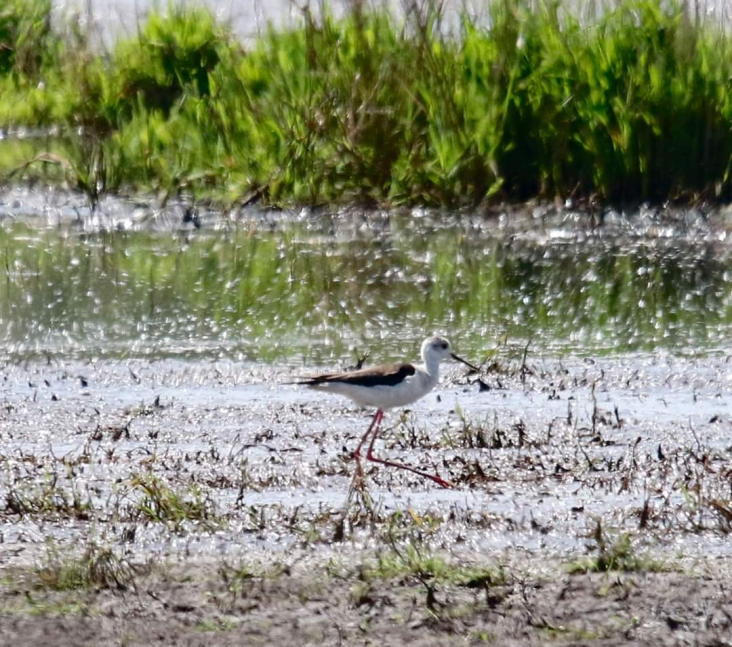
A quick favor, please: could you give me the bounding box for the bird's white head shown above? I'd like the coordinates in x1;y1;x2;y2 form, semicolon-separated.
421;335;453;364
420;335;480;373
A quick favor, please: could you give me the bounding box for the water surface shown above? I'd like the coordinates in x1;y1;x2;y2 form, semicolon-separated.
0;203;730;363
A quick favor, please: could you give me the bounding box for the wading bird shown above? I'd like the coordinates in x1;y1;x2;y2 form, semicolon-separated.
297;336;478;488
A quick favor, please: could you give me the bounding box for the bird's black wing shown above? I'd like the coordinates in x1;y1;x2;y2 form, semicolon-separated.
297;363;416;388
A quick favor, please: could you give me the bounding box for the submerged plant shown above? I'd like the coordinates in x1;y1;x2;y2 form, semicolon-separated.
4;472;93;521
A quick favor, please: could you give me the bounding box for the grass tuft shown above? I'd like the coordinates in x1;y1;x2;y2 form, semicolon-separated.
4;473;93;520
34;542;137;592
365;542;504;588
568;519;668;574
131;473;220;531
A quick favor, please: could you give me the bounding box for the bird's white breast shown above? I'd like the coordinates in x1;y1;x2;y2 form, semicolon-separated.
309;367;437;409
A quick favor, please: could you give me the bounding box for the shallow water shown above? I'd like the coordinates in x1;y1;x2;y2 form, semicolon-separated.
51;0;732;47
0;191;731;363
53;0;474;47
0;190;730;568
0;352;730;566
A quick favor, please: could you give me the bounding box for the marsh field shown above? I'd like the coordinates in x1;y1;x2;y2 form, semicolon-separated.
2;1;732;646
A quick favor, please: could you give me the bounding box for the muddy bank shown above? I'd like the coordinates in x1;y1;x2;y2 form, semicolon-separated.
1;556;731;646
2;185;732;239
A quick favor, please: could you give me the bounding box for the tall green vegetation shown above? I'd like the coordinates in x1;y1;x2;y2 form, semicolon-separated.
2;0;732;205
0;0;56;77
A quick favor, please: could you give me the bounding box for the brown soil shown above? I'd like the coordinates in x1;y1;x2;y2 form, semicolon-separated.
2;559;731;646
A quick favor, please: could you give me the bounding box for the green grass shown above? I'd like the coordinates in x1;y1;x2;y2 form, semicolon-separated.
2;0;732;205
195;618;240;633
567;520;668;573
0;0;58;79
34;542;136;592
358;534;505;614
131;473;220;531
365;544;504;588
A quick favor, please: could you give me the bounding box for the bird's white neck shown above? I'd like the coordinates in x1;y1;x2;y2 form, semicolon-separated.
422;354;441;380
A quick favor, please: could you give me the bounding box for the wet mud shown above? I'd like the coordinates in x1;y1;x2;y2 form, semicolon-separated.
2;560;731;646
0;351;731;645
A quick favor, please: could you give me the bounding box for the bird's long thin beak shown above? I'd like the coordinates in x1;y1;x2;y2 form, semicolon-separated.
451;352;480;372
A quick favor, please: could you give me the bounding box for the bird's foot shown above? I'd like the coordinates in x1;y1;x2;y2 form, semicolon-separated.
431;475;455;489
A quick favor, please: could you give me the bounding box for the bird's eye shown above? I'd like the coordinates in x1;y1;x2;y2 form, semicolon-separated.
440;342;448;349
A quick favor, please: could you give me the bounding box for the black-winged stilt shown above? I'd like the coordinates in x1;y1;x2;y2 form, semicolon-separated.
297;336;478;488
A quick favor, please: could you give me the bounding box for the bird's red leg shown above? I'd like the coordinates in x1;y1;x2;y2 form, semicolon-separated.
366;413;454;489
352;409;383;476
